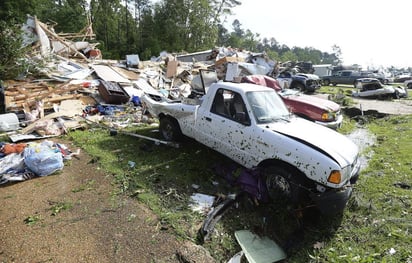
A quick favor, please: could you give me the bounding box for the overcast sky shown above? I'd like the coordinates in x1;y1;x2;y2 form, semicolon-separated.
225;0;410;69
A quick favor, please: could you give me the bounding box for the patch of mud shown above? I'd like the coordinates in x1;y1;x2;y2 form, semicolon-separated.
346;128;376;170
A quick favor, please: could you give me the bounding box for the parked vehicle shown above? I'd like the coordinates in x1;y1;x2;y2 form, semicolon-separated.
393;73;412;83
276;70;321;93
141;81;360;215
352;78;408;99
370;72;392;84
404;79;412;89
322;70;372;86
241;75;343;129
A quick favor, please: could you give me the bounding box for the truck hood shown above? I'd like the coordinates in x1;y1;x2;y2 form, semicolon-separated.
296;73;320;80
285;93;340;112
263;117;358;167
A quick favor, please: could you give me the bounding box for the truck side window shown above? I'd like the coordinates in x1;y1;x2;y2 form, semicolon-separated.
229;92;250;125
211;89;229;117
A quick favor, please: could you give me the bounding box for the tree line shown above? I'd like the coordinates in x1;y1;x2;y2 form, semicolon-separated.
0;0;340;75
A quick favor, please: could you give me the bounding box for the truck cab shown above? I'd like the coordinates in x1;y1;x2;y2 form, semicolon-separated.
141;81;360;215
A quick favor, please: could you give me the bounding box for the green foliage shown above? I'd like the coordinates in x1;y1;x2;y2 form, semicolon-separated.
38;0;89;33
24;214;42;226
49;201;73;216
0;0;37;23
0;21;28;80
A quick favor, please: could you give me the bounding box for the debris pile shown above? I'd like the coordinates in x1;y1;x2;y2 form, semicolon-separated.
1;15;278;141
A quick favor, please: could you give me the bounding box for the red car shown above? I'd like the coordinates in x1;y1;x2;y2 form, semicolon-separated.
241;75;343;129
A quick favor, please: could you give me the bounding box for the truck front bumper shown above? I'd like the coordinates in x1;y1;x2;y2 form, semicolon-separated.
310;185;353;215
315;114;344;129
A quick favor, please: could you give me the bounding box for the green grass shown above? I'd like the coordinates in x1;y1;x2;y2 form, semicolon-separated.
67;114;412;262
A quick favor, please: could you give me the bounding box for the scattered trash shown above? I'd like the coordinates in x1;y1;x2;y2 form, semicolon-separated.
227;251;244;263
128;161;136;168
199;193;239;242
393;182;411;189
0;140;76;185
189;193;216;215
234;229;287;263
23;141;64;177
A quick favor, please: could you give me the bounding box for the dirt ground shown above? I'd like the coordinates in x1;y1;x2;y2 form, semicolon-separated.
0;141;186;263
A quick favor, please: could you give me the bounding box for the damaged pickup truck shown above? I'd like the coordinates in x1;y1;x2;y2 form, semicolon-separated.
141;82;361;215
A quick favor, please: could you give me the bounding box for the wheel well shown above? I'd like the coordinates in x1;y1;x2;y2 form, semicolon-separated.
159;114;179;124
259;159;304;176
290;81;305;89
259;159;315;203
259;159;315;186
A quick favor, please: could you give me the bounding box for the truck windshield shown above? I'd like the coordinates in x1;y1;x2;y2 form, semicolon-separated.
246;90;290;124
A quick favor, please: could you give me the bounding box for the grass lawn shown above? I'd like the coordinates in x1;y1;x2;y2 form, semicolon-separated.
67;111;411;262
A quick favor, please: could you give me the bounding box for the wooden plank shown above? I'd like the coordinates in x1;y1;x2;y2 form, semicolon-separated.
20;99;84;134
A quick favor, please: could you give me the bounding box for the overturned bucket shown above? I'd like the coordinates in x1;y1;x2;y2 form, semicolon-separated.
0;113;20;132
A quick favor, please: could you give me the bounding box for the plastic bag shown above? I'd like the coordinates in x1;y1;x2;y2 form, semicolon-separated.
0;152;25;175
23;141;64;176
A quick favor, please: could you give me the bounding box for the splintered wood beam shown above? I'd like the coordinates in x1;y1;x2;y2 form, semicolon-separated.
37;20;89;60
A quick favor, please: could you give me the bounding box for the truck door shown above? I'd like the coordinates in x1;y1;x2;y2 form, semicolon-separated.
195;88;258;166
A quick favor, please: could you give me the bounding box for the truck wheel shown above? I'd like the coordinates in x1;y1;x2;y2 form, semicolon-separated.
323;79;330;86
263;164;310;204
159;117;183;141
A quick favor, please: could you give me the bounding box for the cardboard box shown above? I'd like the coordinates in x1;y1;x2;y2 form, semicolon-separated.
215;56;244;66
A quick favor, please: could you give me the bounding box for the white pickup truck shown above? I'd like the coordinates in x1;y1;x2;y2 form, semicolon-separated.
141;81;361;215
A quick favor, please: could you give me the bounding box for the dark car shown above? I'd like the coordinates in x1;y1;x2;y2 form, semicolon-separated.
241;75;343;129
276;71;322;93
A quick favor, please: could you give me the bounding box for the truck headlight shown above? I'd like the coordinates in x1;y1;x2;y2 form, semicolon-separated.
328;170;341;184
321;112;335;121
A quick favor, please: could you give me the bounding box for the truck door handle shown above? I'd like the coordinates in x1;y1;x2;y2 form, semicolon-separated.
205;117;211;122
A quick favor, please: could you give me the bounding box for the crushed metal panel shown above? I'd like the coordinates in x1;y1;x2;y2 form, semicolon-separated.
176;49;213;62
133;79;164;97
110;66;140;81
234;230;287;263
91;65;130;83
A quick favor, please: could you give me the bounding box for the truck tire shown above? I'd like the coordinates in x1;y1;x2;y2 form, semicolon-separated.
323;79;330;86
159;117;183;141
263;164;310;204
